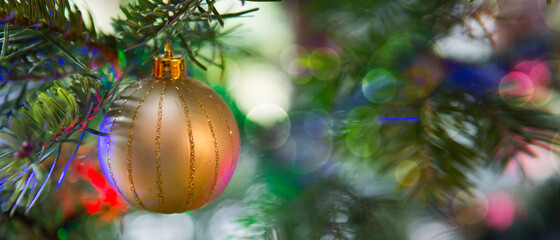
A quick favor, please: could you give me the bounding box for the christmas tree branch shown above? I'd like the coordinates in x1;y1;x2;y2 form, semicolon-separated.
0;0;96;41
114;0;266;69
0;0;100;83
0;75;115;211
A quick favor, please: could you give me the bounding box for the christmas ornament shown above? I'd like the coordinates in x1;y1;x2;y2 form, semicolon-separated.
97;43;240;213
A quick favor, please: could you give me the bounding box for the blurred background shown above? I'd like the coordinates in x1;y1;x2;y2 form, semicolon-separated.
5;0;560;239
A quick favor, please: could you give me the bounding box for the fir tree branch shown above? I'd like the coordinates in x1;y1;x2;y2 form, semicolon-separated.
0;74;115;211
0;0;107;84
0;0;96;41
114;0;264;69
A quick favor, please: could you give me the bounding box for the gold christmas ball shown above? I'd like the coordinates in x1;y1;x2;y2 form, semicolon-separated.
97;44;240;213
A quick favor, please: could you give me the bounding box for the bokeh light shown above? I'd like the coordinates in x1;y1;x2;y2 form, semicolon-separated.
228;63;293;126
216;1;293;59
515;60;552;108
407;219;461;240
498;59;553;108
246;103;290;128
244;104;291;149
485;191;516;231
57;228;68;240
361;68;398;103
281;45;309;77
394;160;421;187
452;189;489;225
498;71;534;106
121;212;194;240
306;48;341;81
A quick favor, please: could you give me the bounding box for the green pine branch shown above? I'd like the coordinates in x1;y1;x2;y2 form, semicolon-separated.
113;0;267;70
0;74;114;213
0;0;96;40
0;0;101;83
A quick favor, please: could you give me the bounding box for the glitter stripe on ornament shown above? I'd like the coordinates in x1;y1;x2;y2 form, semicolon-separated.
173;82;196;211
126;80;159;209
208;93;236;182
181;81;220;204
155;81;167;210
106;81;144;197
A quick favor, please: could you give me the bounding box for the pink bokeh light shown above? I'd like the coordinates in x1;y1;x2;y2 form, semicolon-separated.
485;191;516;231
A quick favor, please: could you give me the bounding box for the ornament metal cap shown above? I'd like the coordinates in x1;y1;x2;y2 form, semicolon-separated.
152;42;185;80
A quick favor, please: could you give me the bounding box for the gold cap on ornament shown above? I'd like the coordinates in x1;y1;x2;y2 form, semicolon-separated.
152;42;185;80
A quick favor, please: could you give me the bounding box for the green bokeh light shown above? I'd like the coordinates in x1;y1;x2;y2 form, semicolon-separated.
361;68;398;103
57;228;68;240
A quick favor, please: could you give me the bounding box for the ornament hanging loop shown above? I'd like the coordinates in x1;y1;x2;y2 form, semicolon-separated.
153;42;185;80
164;42;173;58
